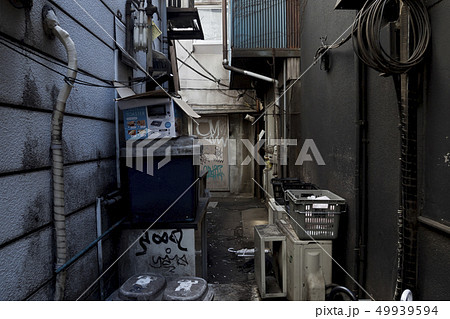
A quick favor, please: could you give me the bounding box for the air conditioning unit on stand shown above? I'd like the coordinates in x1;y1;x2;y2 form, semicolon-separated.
276;219;332;301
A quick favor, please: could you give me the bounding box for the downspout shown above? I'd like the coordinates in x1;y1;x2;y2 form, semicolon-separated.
114;26;121;189
221;0;280;177
221;0;278;86
43;6;78;301
354;52;368;298
283;61;287;178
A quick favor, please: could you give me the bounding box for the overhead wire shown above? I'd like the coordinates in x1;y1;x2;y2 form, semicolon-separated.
176;56;222;85
176;55;257;102
252;15;360;125
0;36;147;89
251;0;386;126
1;5;255;105
177;40;221;83
70;0;183;100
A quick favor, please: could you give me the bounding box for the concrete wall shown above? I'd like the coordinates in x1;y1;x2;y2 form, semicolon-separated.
0;0;133;300
228;113;255;195
285;0;450;300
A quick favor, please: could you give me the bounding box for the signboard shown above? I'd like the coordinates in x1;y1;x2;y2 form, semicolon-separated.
123;106;148;139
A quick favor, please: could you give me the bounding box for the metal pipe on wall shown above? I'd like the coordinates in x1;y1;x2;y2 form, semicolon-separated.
146;1;153;76
353;51;368;299
96;197;105;300
283;61;287;178
222;0;281;185
55;217;126;275
114;47;121;189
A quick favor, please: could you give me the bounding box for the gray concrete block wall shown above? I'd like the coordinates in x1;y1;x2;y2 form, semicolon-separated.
0;0;131;300
0;227;53;300
0;170;52;246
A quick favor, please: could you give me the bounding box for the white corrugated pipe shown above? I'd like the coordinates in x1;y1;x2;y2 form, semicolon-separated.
43;6;78;301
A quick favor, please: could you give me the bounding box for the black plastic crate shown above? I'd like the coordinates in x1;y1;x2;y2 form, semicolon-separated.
271;178;287;205
271;178;319;205
285;189;346;240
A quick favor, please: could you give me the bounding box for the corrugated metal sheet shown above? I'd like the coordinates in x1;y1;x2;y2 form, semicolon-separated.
232;0;299;49
286;0;301;48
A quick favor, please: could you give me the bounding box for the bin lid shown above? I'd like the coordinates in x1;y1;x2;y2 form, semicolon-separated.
118;273;166;301
163;277;209;301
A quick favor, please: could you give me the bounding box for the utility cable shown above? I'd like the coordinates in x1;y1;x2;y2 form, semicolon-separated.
176;56;257;102
251;0;378;126
0;34;109;84
177;40;220;82
76;177;200;301
176;56;222;85
0;37;147;89
252;178;376;301
70;0;200;125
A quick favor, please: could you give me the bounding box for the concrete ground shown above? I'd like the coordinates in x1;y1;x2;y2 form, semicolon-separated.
205;196;268;301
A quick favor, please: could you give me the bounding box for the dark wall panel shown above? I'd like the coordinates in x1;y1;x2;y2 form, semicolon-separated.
365;69;399;300
417;0;450;300
291;0;358;290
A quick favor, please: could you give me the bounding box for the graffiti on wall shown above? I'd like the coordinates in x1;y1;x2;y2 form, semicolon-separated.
202;164;225;181
193;116;229;190
135;229;195;275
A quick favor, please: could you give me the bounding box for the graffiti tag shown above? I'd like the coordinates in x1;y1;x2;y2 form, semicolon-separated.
136;229;187;256
202;164;224;181
149;248;189;273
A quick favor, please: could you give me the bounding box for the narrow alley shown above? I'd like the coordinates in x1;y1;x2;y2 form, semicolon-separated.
206;197;266;301
1;0;449;310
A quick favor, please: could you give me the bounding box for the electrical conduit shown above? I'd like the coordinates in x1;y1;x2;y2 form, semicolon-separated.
43;6;78;301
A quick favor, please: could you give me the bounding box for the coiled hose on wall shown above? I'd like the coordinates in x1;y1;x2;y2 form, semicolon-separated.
351;0;431;300
352;0;430;75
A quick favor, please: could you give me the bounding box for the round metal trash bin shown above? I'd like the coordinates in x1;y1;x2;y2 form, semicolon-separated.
163;277;213;301
118;273;166;301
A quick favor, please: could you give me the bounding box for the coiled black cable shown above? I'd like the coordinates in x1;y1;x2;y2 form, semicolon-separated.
352;0;431;74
